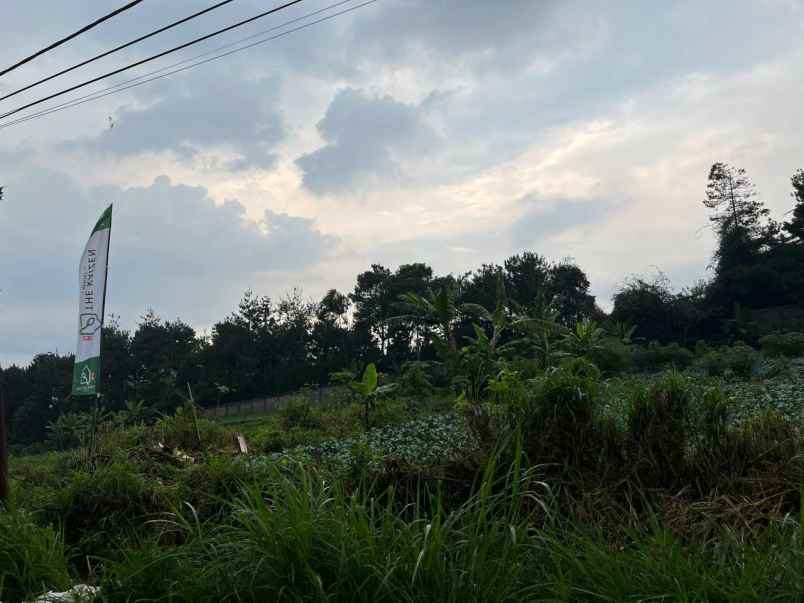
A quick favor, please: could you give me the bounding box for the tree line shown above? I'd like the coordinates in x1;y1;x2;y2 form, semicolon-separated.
1;163;802;446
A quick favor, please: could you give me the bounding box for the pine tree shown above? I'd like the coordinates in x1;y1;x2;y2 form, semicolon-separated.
703;162;769;237
783;169;804;242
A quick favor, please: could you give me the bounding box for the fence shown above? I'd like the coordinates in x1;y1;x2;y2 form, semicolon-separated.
201;385;348;419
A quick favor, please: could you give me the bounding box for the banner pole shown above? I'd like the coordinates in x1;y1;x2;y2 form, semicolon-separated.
98;204;112;398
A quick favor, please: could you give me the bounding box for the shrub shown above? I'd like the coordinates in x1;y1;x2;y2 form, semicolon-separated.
627;372;694;485
525;358;601;465
279;398;322;431
699;342;759;379
632;342;694;372
47;460;162;557
397;361;436;397
692;390;803;499
156;407;231;451
760;331;804;357
45;411;92;450
591;338;633;374
0;511;70;603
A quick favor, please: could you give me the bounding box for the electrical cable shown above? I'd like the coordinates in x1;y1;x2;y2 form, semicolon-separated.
0;0;304;121
0;0;237;103
0;0;146;77
0;0;376;131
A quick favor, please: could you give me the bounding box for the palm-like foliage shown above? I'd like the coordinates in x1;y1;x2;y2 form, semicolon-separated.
561;319;607;358
397;282;460;355
461;272;509;354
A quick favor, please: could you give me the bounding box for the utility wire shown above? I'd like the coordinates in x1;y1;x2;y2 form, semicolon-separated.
0;0;237;103
0;0;374;131
0;0;354;123
0;0;303;121
0;0;146;77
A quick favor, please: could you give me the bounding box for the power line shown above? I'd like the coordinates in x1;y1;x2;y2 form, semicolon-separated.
1;0;355;120
0;0;237;103
0;0;146;78
0;0;375;131
0;0;304;121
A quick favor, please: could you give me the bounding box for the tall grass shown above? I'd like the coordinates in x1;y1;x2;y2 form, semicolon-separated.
101;455;804;602
0;511;70;603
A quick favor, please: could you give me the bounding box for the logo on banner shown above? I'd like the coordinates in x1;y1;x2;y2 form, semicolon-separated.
80;365;96;387
79;313;102;337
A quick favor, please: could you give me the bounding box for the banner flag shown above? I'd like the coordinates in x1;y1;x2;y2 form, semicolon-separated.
71;205;112;396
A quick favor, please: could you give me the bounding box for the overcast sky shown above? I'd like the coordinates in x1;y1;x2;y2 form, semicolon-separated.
1;0;803;366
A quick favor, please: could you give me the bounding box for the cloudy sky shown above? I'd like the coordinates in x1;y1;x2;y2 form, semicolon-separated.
1;0;803;366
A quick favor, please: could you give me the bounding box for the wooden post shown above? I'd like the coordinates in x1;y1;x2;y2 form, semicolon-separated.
0;382;9;507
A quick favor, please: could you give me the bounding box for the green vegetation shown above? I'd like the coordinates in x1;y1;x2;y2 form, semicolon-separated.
4;364;804;601
2;162;804;600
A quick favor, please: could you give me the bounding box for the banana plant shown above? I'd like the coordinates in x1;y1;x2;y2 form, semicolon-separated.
560;319;607;358
349;363;398;430
464;272;566;361
396;281;460;356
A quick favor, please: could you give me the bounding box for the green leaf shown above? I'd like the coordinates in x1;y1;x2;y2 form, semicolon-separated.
362;363;378;393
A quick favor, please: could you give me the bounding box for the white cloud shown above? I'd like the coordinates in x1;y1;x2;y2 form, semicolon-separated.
0;169;337;366
2;0;804;362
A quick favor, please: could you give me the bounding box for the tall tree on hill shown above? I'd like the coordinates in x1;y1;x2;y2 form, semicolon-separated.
548;261;599;327
130;311;198;411
351;264;393;356
311;289;353;381
702;163;777;310
703;163;769;237
784;169;804;243
504;252;551;313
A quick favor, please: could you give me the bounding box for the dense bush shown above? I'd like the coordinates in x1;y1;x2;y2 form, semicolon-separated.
760;331;804;357
46;459;163;558
524;359;602;465
698;342;759;378
632;341;694;371
156;406;231;451
626;372;693;485
279;397;323;431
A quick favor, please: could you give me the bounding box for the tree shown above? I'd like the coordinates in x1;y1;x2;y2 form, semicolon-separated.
10;353;72;444
317;289;350;326
504;252;551;313
703;162;769;236
611;275;710;344
100;316;132;409
547;261;598;326
398;279;460;357
784;169;804;242
129;311;198;411
351;264;393;356
702;164;778;311
311;289;353;383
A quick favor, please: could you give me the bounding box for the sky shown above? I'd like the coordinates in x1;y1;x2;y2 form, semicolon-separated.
1;0;803;367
